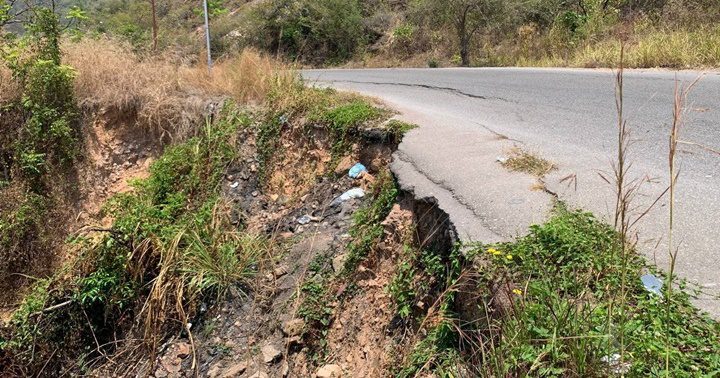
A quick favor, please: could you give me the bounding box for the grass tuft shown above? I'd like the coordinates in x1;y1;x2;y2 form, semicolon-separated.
501;148;556;177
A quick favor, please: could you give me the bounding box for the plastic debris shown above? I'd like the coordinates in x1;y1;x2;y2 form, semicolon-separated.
496;156;508;164
230;182;240;189
601;354;630;374
330;188;365;206
348;163;367;179
641;274;663;297
297;214;322;225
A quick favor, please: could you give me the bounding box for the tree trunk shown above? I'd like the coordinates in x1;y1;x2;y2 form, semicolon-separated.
460;36;470;66
457;5;471;67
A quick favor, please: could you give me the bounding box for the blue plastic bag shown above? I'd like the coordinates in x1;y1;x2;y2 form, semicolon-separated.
348;163;367;179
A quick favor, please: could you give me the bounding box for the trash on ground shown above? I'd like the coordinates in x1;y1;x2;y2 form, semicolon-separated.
601;354;631;374
348;163;367;179
230;182;240;189
330;187;365;206
297;214;323;225
496;156;508;164
641;274;663;297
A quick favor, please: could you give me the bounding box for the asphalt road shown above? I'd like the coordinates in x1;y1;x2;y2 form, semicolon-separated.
302;67;720;316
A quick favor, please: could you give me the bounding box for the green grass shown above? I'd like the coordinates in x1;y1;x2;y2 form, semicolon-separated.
342;171;398;273
0;103;269;375
397;206;720;377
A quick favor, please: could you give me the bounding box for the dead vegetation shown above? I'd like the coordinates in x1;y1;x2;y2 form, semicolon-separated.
501;147;557;177
64;39;297;140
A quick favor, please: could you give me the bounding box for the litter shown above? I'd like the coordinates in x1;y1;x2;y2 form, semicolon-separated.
348;163;367;179
297;214;322;225
496;156;508;164
330;188;365;206
230;182;240;189
601;354;630;374
641;274;663;297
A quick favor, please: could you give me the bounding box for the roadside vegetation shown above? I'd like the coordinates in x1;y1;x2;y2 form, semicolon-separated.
0;3;405;375
61;0;720;69
393;206;720;377
3;1;720;377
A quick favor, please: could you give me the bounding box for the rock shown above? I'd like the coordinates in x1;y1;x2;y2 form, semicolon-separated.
261;343;282;363
222;361;248;377
282;318;305;337
332;254;347;273
334;155;355;175
250;163;258;172
274;265;289;278
316;364;343;377
248;372;269;378
286;336;302;347
207;365;221;378
281;361;290;377
175;342;191;359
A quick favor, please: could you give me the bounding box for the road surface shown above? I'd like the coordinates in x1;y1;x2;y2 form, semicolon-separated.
302;68;720;316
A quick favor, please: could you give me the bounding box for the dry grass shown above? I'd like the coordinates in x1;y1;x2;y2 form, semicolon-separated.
183;48;298;104
573;27;720;68
0;65;19;105
63;38;297;139
501;148;556;177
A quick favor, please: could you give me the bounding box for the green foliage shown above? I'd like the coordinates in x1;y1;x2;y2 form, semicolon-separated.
194;0;228;18
1;105;265;375
297;253;334;358
396;319;463;378
313;100;383;155
343;171;398;272
0;279;51;351
388;248;417;319
251;0;365;63
470;207;720;377
2;6;78;187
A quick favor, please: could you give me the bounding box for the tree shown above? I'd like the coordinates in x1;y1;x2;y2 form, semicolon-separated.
413;0;508;66
252;0;364;62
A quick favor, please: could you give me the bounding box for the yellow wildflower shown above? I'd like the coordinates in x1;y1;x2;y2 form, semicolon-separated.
512;289;523;295
487;248;502;256
506;254;513;260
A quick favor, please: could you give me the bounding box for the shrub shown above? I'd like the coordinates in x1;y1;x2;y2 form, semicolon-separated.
250;0;366;63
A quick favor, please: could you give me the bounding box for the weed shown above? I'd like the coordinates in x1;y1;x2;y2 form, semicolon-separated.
0;104;269;375
501;147;556;177
385;120;418;143
297;253;334;360
313;100;384;156
343;171;398;272
470;207;720;377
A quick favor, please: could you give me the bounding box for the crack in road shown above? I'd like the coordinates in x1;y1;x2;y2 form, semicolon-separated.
316;79;517;103
393;150;507;240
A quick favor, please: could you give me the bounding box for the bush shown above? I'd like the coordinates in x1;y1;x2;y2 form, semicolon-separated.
250;0;366;63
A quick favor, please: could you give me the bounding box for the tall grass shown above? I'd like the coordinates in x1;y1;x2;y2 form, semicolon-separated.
573;27;720;68
63;38;297;138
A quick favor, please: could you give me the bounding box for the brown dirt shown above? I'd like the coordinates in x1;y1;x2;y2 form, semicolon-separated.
75;110;162;226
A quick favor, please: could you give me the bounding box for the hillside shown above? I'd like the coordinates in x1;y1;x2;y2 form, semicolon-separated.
66;0;720;68
2;2;720;377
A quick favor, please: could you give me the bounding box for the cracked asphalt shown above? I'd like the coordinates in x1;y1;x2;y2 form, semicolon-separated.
302;67;720;317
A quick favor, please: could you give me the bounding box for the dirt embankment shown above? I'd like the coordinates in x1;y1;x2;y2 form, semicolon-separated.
129;138;460;377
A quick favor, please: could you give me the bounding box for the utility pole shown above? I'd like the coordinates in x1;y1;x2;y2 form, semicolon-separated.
203;0;212;73
150;0;158;51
